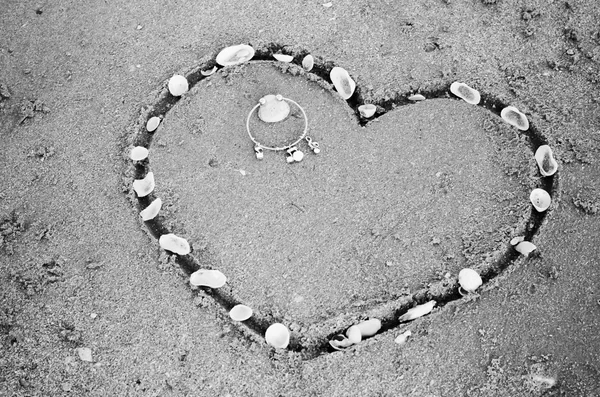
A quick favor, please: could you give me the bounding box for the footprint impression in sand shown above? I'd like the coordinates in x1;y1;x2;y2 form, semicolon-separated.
126;44;558;358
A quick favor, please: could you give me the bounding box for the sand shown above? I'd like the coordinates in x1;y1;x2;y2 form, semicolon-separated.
1;0;599;396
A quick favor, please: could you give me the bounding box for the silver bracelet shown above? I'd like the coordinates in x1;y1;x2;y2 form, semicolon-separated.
246;94;320;163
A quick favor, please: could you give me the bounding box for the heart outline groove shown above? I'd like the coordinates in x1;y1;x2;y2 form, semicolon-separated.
124;43;557;359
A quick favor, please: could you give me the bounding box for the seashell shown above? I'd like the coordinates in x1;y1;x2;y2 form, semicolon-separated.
265;323;290;349
501;106;529;130
358;104;376;118
535;145;558;176
354;318;381;338
302;54;314;71
189;269;227;288
273;53;293;63
258;94;290;123
510;236;525;246
449;82;480;105
458;268;483;293
130;146;149;161
330;66;356;100
515;241;537;257
159;233;190;255
132;172;155;197
346;325;362;344
146;116;161;132
168;74;189;97
329;334;353;350
201;66;217;76
394;330;412;345
216;44;255;66
530;188;551;212
140;197;162;221
229;304;253;321
408;94;426;101
398;300;436;323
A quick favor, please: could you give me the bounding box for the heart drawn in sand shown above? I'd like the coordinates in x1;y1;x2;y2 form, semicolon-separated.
125;43;557;359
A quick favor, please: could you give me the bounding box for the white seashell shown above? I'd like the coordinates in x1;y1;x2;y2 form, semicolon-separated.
515;241;537;257
265;323;290;349
510;236;525;246
216;44;255;66
330;66;356;100
201;66;217;76
132;172;155;197
530;188;551;212
394;330;412;345
501;106;529;130
146;116;161;132
535;145;558;177
229;304;253;321
408;94;426;101
329;334;353;350
458;268;483;293
258;94;290;123
398;300;436;323
450;82;480;105
355;318;381;338
358;104;376;118
130;146;149;161
273;53;293;63
189;269;226;288
346;325;362;344
140;197;162;221
159;233;190;255
302;54;314;71
168;75;189;97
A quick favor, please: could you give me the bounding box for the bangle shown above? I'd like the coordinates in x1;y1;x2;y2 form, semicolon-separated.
246;94;320;163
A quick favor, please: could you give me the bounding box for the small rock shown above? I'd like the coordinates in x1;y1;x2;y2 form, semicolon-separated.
76;347;93;362
0;82;10;99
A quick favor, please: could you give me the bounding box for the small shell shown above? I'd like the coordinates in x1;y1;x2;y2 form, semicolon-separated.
329;334;353;350
358;104;376;118
273;53;293;63
265;323;290;349
535;145;558;177
132;172;155;197
130;146;149;161
168;74;189;97
189;269;227;288
354;318;381;338
346;325;362;344
501;106;529;131
515;241;537;257
302;54;314;71
216;44;255;66
258;94;290;123
450;82;480;105
458;268;483;293
398;300;436;323
394;330;412;345
530;188;551;212
330;66;356;100
510;236;525;246
146;116;161;132
229;304;253;321
408;94;426;101
159;233;190;255
201;66;217;76
140;197;162;221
